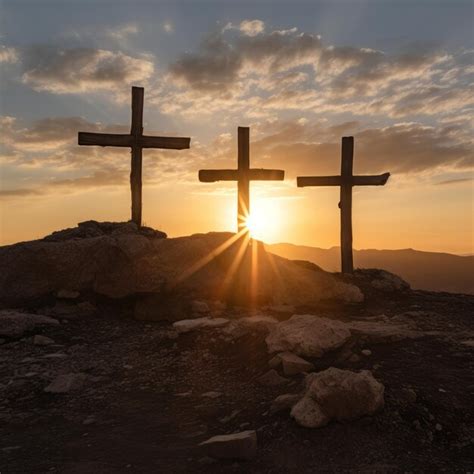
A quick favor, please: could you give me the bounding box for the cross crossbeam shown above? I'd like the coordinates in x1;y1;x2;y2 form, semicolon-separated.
78;86;190;227
199;127;284;232
297;136;390;274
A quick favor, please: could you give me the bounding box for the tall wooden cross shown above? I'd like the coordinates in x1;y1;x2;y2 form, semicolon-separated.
78;86;191;227
199;127;284;232
297;136;390;274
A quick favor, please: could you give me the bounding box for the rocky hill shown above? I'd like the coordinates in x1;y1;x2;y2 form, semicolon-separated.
1;222;473;473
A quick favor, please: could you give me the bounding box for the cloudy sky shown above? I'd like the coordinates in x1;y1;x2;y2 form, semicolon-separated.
0;0;473;253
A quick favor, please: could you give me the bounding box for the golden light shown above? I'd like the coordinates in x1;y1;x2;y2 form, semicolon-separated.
244;198;282;242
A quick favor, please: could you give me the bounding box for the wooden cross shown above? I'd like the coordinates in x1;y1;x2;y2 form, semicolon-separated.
297;136;390;274
199;127;284;232
78;86;190;227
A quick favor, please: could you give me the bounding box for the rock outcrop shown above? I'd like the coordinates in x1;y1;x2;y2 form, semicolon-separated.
290;368;385;428
0;224;363;314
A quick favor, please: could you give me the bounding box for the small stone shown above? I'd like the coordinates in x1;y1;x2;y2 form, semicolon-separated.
435;423;442;431
33;335;55;346
413;420;422;430
198;430;257;460
83;416;96;425
44;373;86;393
219;410;240;423
349;354;361;363
191;301;210;314
258;369;289;387
268;355;282;369
270;393;300;414
361;349;372;356
57;289;80;299
278;352;315;376
43;353;68;359
201;391;222;399
399;388;417;405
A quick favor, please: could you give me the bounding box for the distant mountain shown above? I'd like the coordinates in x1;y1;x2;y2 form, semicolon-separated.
266;243;474;295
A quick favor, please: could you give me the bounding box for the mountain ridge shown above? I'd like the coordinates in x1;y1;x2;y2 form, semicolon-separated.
266;242;474;295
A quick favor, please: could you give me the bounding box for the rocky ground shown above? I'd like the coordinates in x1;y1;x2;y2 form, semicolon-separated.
1;287;473;473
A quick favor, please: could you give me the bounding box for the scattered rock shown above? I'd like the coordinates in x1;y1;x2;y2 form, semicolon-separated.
266;314;351;357
219;410;240;423
258;369;289;387
83;416;96;425
270;393;301;414
348;317;421;343
274;352;315;376
173;317;229;334
361;349;372;356
201;391;222;399
198;430;257;460
0;311;59;338
399;388;417;405
268;355;282;369
291;395;329;428
290;368;384;428
57;289;80;299
435;423;443;431
191;300;210;314
268;304;296;314
33;335;55;346
44;373;87;393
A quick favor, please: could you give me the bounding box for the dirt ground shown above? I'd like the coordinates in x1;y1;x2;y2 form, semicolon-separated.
1;289;473;473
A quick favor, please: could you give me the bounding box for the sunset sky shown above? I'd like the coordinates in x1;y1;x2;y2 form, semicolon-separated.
0;0;473;253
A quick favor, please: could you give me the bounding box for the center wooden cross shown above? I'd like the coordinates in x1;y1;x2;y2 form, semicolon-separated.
199;127;284;232
78;86;190;227
297;136;390;274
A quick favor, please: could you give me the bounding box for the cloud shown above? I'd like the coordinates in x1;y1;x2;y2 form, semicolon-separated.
21;47;154;94
435;177;473;186
162;27;472;123
163;21;174;33
239;20;265;37
248;120;474;177
0;170;128;200
0;46;18;63
105;23;139;40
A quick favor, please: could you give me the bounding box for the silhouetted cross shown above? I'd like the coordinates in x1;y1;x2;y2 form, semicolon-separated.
297;136;390;274
78;86;190;227
199;127;284;232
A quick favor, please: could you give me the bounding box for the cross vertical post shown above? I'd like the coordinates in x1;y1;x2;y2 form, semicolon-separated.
130;87;144;227
237;127;250;232
78;86;190;228
297;136;390;274
198;126;285;233
340;137;354;274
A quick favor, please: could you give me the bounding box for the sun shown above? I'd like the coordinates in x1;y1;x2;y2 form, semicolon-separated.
244;198;282;242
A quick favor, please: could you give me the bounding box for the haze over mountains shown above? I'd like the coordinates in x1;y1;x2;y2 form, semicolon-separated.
266;243;474;295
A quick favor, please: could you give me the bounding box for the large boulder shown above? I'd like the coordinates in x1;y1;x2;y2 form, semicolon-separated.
0;225;363;311
266;314;351;357
290;368;384;428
